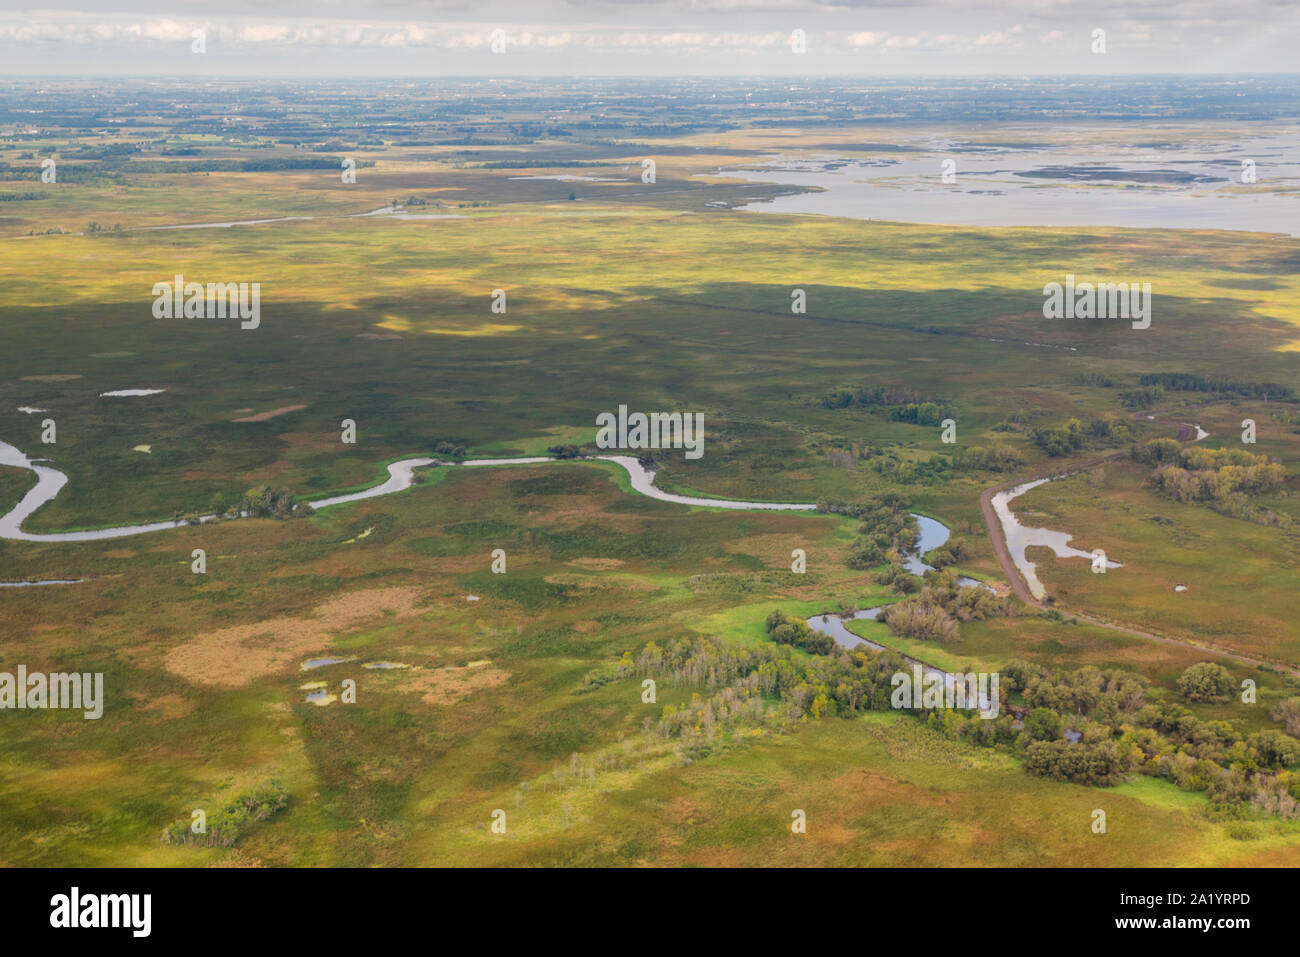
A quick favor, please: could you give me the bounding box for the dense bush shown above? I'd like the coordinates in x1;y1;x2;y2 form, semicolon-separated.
162;780;289;847
1176;662;1235;703
1024;739;1128;786
240;485;301;519
764;609;838;656
953;444;1024;472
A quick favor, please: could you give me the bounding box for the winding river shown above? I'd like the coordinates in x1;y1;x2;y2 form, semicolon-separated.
3;436;1004;709
804;512;990;654
0;441;816;543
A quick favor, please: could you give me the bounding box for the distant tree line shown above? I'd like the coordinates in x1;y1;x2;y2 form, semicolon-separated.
820;384;954;427
1138;372;1292;400
1119;384;1165;410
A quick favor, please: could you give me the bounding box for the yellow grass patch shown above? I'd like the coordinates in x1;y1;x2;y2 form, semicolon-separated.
20;374;82;382
425;323;522;336
164;587;428;688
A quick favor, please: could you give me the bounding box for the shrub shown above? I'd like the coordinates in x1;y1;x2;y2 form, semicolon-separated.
1024;707;1064;742
1272;697;1300;737
1176;662;1235;703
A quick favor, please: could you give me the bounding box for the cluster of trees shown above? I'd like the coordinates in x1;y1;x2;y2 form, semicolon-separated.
822;384;928;409
433;440;467;459
885;403;950;427
657;684;770;757
1030;415;1132;457
1073;372;1117;388
1031;419;1088;457
1138;372;1292;400
1004;659;1300;815
879;593;960;641
1136;440;1285;505
815;494;919;570
867;451;953;485
1024;739;1130;785
927;539;971;570
162;780;289;847
763;609;839;656
1164;447;1285;500
1119;384;1164;410
953;444;1024;473
819;385;954;427
624;636;1300;817
877;569;1011;642
632;634;908;733
546;444;582;459
1011;660;1147;722
1086;414;1134;444
179;486;314;525
239;485;308;520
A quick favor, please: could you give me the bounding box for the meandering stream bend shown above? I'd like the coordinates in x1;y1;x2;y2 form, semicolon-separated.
805;509;996;702
0;443;817;543
2;436;1007;707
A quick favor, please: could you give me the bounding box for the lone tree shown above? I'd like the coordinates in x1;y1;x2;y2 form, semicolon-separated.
1176;662;1235;703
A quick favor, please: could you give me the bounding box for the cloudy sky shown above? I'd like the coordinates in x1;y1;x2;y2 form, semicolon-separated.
1;1;1296;75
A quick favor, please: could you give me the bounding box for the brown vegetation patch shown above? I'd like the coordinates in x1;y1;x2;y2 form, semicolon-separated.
209;850;266;868
232;404;308;423
399;662;508;705
722;532;812;564
129;693;196;722
567;557;626;570
538;506;644;535
20;374;82;382
164;587;427;688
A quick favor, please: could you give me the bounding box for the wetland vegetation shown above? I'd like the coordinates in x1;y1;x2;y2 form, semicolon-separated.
2;76;1299;867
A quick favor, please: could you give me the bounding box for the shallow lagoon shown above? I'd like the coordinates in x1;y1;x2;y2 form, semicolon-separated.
725;130;1300;235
